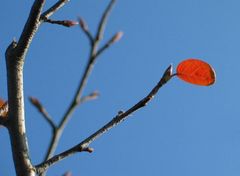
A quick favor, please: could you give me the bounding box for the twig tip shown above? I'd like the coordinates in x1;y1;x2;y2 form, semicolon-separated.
81;147;94;153
63;20;79;27
78;17;89;31
161;64;173;83
111;31;123;44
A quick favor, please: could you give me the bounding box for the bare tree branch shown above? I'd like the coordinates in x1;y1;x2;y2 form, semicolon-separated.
29;91;98;165
78;17;94;44
96;31;123;57
5;0;46;175
41;0;70;20
35;65;174;174
16;0;45;59
44;18;78;27
80;91;99;104
95;0;116;42
6;39;33;173
41;0;118;166
29;97;57;132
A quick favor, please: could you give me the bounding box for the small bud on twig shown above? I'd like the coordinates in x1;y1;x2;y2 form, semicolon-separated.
110;31;123;44
81;147;94;153
29;96;44;113
63;171;72;176
88;91;99;99
80;91;99;103
45;18;78;27
29;96;56;130
78;17;89;31
62;20;79;27
95;31;123;57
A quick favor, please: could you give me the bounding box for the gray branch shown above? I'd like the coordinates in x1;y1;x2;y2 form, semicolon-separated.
95;0;116;42
29;97;57;133
16;0;45;59
41;0;70;20
5;0;45;175
41;1;118;167
35;65;174;174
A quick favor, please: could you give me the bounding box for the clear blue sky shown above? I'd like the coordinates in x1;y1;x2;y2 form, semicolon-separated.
0;0;239;175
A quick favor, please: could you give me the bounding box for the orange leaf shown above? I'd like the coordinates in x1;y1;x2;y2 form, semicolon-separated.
0;98;8;118
176;58;216;86
0;98;4;107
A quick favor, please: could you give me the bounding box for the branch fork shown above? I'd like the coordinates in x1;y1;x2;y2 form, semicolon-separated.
35;64;173;173
4;0;174;175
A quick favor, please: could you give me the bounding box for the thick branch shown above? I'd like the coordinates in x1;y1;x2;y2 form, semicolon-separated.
16;0;45;59
6;42;34;175
0;117;7;126
35;65;173;174
5;0;45;175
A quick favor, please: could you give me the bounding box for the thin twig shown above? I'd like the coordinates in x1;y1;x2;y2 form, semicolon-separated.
29;91;98;132
44;18;78;27
41;0;70;20
73;0;117;104
42;0;117;164
29;97;56;132
96;31;123;57
95;0;116;42
35;65;174;174
78;17;94;44
80;91;99;104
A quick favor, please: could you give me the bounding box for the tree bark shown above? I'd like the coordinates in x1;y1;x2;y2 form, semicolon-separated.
5;42;35;176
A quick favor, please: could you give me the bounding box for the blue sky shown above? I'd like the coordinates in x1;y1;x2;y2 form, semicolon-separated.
0;0;239;175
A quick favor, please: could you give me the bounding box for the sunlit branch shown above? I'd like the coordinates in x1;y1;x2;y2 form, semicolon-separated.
78;17;94;45
35;65;174;174
80;91;99;104
95;0;116;42
41;0;118;166
96;31;123;57
44;18;78;27
41;0;70;20
5;1;45;175
29;97;57;132
16;0;45;59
